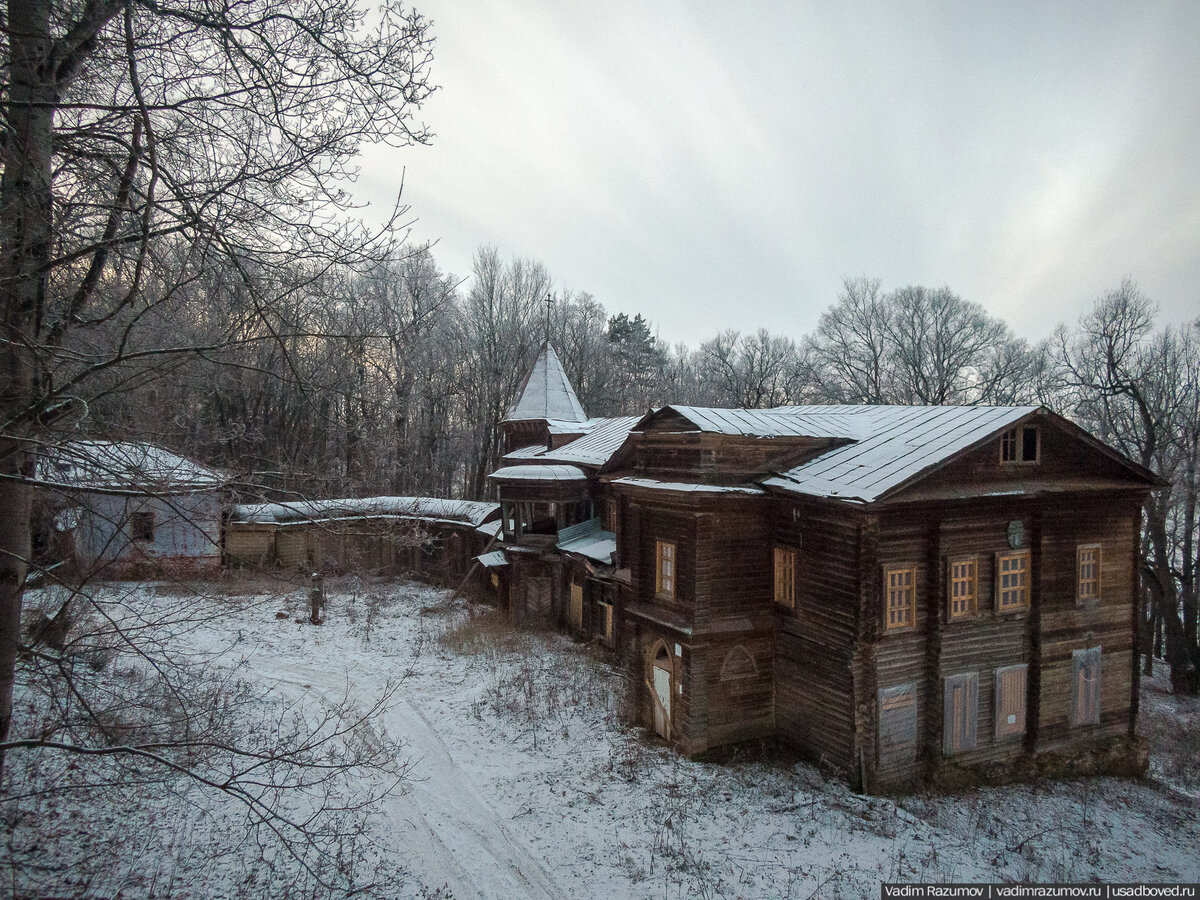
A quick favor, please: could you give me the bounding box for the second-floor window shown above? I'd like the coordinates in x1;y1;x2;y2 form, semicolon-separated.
996;550;1030;611
1077;544;1101;603
656;540;676;599
884;566;916;631
948;557;977;621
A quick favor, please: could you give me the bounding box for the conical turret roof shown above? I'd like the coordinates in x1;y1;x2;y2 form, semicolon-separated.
505;343;588;423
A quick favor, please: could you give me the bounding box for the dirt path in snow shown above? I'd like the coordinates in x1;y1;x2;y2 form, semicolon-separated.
248;654;565;900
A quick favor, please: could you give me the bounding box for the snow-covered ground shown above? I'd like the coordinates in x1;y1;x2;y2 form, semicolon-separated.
6;577;1199;898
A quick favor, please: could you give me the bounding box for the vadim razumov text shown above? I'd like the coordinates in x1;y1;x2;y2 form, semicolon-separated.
881;885;1199;899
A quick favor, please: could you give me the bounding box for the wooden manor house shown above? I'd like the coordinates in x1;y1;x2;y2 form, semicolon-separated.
478;342;1163;792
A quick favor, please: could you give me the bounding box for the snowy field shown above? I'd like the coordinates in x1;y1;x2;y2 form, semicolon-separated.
6;576;1199;899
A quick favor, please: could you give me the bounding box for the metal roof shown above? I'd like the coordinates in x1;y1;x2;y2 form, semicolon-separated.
37;441;225;494
475;550;509;568
556;518;617;564
657;405;875;439
501;444;549;462
504;343;588;424
763;405;1039;502
542;415;642;467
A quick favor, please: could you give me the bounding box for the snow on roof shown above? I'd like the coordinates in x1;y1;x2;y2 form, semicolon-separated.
542;415;642;468
488;464;588;482
611;477;765;495
504;343;588;424
763;405;1039;502
546;418;602;435
232;496;499;527
556;518;617;565
38;440;225;493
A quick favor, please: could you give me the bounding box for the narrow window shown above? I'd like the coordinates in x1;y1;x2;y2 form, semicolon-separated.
1000;425;1040;463
131;511;155;542
995;550;1030;611
1077;544;1101;603
655;540;676;599
943;672;979;755
1070;647;1101;727
947;556;977;620
773;546;796;609
884;566;916;631
878;683;919;768
994;664;1028;739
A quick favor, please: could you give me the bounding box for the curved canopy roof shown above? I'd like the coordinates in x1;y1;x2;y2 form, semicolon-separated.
488;464;588;482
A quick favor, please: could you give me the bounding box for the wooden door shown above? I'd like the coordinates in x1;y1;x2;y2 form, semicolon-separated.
652;647;672;738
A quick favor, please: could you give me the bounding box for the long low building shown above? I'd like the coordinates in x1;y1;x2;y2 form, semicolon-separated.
226;495;500;581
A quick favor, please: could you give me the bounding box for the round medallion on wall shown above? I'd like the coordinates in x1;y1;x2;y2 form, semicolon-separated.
1007;520;1025;549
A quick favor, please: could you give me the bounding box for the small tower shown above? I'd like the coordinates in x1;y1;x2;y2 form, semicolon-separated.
501;342;588;454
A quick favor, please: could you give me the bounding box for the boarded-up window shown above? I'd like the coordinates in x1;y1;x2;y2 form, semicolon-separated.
943;672;979;755
1077;544;1101;603
994;664;1027;739
878;683;918;768
773;547;796;609
996;550;1030;611
948;556;977;620
884;566;916;631
1071;647;1102;727
130;511;155;542
655;541;676;598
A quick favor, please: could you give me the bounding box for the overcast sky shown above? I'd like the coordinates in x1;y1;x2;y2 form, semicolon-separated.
356;0;1200;348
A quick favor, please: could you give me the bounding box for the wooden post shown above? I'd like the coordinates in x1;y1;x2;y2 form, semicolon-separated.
309;572;324;625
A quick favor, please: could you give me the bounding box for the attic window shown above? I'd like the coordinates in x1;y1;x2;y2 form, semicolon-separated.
1001;425;1040;463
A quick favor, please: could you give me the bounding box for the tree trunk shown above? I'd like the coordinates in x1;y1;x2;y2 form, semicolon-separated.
0;0;55;779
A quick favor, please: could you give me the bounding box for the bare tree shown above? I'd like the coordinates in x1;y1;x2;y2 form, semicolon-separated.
0;0;436;886
805;277;1035;406
805;276;892;404
1050;280;1200;691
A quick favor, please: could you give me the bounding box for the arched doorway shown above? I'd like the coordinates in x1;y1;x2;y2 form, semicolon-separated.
651;644;673;739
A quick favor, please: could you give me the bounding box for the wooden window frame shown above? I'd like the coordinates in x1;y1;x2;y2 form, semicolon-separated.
883;565;917;632
130;510;155;543
773;546;797;610
1000;424;1040;464
995;550;1030;613
1071;646;1102;727
943;672;979;755
947;556;978;621
1076;543;1101;604
994;664;1028;739
655;540;676;600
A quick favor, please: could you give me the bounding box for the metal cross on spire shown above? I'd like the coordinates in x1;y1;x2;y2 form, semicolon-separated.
544;292;554;344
